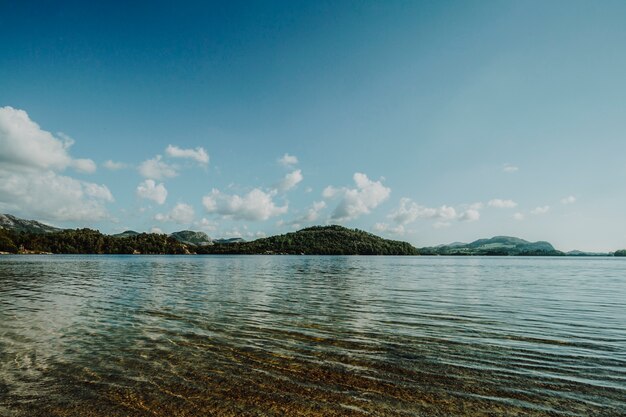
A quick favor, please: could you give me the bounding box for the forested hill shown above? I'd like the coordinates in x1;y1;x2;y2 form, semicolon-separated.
0;225;419;255
0;228;190;254
419;236;564;256
196;226;420;255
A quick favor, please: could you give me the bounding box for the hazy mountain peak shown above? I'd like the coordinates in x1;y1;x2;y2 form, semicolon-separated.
170;230;213;246
0;214;61;234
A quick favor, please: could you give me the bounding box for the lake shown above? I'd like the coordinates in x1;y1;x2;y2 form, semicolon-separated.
0;255;624;416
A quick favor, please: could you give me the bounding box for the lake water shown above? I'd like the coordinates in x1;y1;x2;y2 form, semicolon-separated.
0;255;624;416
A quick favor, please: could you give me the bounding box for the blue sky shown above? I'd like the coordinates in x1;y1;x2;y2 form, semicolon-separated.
1;0;625;251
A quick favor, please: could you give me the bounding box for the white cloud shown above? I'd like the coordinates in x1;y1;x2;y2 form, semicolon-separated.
155;203;195;224
438;206;457;219
322;186;339;199
561;195;576;205
459;209;480;222
488;199;518;208
326;173;391;221
433;221;452;229
138;155;178;180
103;160;127;170
373;222;388;232
0;106;113;221
291;201;326;224
304;201;326;222
83;183;114;201
0;106;99;175
277;169;303;192
278;153;298;167
0;106;73;171
503;164;519;173
530;205;550;215
202;188;288;221
0;170;113;222
136;179;168;205
71;158;97;173
513;212;525;221
389;198;458;224
165;145;209;164
150;227;164;234
372;222;405;235
219;229;244;238
196;218;218;232
389;198;428;224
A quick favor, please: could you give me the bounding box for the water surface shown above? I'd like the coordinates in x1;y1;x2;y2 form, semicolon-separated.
0;255;625;416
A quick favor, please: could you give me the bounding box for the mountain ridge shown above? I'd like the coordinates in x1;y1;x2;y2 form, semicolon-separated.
0;214;61;234
1;213;624;256
418;235;562;256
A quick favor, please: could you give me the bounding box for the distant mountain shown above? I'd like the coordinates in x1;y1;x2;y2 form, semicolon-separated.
420;236;563;256
437;241;466;248
615;250;626;257
170;230;213;246
112;230;140;238
0;214;61;234
196;225;419;255
566;250;609;256
213;237;246;244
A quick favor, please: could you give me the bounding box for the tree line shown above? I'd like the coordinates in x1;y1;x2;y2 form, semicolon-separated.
0;225;419;256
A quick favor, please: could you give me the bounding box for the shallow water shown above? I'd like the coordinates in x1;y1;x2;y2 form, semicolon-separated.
0;255;625;416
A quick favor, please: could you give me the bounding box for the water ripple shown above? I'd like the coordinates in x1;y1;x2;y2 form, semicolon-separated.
0;255;625;416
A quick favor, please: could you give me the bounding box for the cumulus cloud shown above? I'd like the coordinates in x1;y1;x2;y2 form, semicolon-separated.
458;209;480;222
389;198;458;224
0;106;98;175
72;158;97;173
136;179;168;205
196;218;218;232
138;155;178;180
0;106;113;221
290;201;326;224
278;153;298;167
561;195;576;205
155;203;195;224
277;169;303;192
322;186;339;199
372;222;405;235
503;164;519;173
513;212;525;221
386;198;482;226
531;205;550;215
488;199;518;209
0;106;72;171
165;145;209;164
103;160;127;170
325;173;391;221
0;170;113;221
303;201;326;222
202;188;288;221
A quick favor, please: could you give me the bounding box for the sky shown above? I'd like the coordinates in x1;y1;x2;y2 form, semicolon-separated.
1;0;626;252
